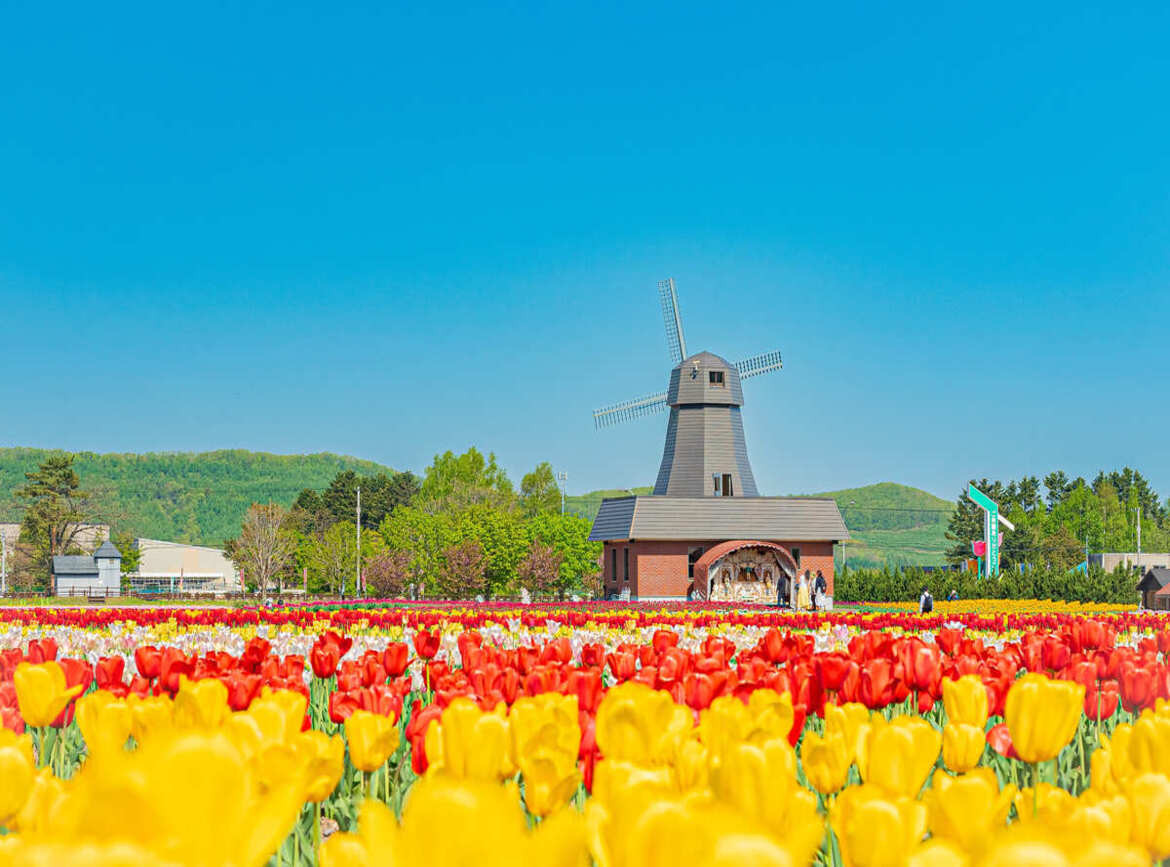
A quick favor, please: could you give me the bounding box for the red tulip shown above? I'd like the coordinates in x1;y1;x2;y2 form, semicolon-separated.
1085;680;1120;721
328;690;362;724
95;656;125;689
382;643;411;677
987;723;1017;759
25;638;57;663
223;673;263;711
413;629;441;660
134;645;163;680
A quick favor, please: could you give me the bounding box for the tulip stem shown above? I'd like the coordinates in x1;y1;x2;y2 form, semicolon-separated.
314;801;322;857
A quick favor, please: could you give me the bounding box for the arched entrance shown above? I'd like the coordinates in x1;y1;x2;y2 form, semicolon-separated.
691;540;799;604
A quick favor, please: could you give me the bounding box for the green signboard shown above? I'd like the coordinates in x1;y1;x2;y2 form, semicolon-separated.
967;483;1000;578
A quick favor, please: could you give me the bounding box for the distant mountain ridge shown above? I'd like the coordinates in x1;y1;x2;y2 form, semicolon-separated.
0;448;392;545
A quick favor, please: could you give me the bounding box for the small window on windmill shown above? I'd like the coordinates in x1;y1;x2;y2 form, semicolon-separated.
721;474;733;497
709;370;725;387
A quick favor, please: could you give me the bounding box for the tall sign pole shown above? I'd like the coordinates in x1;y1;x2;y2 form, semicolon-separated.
967;484;1002;578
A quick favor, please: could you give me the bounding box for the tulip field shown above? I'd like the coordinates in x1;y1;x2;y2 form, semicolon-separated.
2;602;1170;865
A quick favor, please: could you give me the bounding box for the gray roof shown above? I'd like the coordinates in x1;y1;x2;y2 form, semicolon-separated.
589;495;850;542
52;555;98;575
94;539;122;559
1140;567;1170;590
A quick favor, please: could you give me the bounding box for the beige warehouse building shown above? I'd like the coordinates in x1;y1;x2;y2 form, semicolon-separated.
131;538;241;594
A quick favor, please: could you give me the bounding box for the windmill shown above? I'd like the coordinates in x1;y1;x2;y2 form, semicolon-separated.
593;278;784;498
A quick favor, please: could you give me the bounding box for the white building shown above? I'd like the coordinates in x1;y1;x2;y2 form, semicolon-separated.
52;540;122;596
129;538;242;594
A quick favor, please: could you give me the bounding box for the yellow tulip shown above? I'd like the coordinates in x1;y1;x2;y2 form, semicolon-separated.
323;777;589;867
941;675;988;728
599;683;693;767
518;750;581;818
860;715;941;799
127;694;174;743
1004;674;1084;764
801;729;850;794
709;741;823;865
0;732;35;825
75;690;132;759
673;738;710;793
1126;772;1170;860
172;676;229;730
906;839;968;867
1123;714;1170;778
926;768;1014;853
8;767;65;833
832;783;927;867
431;699;515;782
824;702;871;767
299;730;345;803
344;710;400;773
1013;783;1074;823
743;690;795;747
509;693;579;760
940;723;985;774
13;661;84;727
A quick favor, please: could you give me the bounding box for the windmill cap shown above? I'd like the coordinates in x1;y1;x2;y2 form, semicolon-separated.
667;351;743;406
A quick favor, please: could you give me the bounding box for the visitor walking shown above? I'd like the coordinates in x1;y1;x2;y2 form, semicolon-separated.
814;570;827;610
919;587;934;614
796;572;811;612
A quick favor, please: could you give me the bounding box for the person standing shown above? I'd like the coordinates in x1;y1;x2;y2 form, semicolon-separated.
796;572;811;612
814;570;828;609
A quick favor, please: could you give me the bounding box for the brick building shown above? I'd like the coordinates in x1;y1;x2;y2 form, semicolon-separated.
590;495;848;601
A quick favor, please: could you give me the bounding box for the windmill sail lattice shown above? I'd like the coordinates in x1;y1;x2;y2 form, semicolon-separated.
593;278;785;497
658;278;687;364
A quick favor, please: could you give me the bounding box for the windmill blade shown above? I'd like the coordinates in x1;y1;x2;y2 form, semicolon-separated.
593;392;669;429
735;350;784;380
657;278;687;364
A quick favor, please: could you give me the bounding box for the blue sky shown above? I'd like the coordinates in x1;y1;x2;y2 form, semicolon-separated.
2;1;1168;500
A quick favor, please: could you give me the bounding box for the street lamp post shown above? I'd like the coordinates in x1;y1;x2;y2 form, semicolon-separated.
557;472;568;515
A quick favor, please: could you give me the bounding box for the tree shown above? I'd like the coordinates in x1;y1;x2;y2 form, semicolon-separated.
436;539;485;599
365;550;412;598
307;520;357;595
518;541;563;597
113;532;141;576
525;511;601;596
310;469;420;530
418;447;514;512
520;462;561;517
228;503;296;594
14;454;102;590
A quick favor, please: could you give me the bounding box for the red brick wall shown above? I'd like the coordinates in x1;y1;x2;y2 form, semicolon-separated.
780;540;835;596
603;538;836;599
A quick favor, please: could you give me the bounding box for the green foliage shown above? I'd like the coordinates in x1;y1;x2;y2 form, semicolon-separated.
0;448;392;545
520;462;561;517
945;468;1170;566
417;447;513;511
563;487;654;522
834;564;1140;605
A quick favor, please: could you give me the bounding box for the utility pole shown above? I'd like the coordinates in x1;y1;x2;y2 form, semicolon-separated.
1136;506;1142;570
557;472;567;515
355;487;362;597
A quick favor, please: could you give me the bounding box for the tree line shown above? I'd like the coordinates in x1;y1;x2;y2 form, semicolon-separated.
226;447;601;599
834;564;1139;605
945;468;1170;569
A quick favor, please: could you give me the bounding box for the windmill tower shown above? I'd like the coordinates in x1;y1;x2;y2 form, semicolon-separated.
593;279;784;498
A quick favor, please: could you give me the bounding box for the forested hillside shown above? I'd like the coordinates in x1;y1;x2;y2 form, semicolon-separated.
810;482;953;568
0;448;392;545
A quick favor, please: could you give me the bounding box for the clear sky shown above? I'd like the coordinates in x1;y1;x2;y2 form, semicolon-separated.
2;1;1168;501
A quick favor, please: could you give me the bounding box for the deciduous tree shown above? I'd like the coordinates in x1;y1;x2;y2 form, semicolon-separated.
229;503;296;594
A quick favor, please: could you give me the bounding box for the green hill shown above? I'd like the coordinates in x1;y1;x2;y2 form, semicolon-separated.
808;482;954;568
0;448;393;545
564;486;653;522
